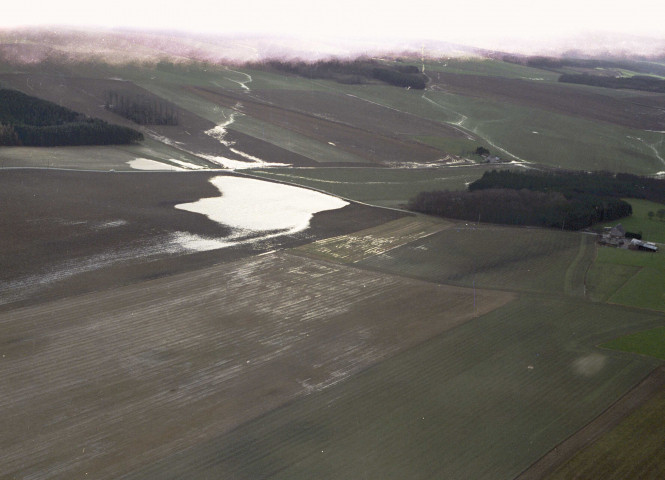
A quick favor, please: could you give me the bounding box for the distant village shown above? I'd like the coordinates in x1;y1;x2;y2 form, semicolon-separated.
598;224;659;252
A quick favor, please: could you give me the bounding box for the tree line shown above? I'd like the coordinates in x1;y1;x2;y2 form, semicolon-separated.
0;88;143;146
405;169;656;230
105;91;179;125
558;74;665;94
255;59;427;89
408;188;631;230
502;55;665;77
469;169;665;204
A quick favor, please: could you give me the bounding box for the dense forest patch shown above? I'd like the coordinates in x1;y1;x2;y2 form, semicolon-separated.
104;90;179;125
408;188;630;230
406;170;665;230
0;88;143;146
469;170;665;204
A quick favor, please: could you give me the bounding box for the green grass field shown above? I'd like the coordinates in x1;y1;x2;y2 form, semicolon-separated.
17;59;664;174
414;135;487;158
251;165;497;207
123;295;664;480
424;58;560;81
600;198;665;244
356;225;596;296
586;198;665;309
602;326;665;360
586;247;665;311
546;387;665;480
301;72;665;174
418;90;665;173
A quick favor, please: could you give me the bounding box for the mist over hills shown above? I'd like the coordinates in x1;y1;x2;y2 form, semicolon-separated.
1;27;664;67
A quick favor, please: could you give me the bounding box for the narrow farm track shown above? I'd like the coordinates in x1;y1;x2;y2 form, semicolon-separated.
1;251;513;479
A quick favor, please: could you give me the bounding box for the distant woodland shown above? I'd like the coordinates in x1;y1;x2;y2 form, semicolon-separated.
0;89;143;146
470;170;665;204
256;59;428;89
504;56;665;77
558;74;665;93
406;170;663;230
104;91;179;125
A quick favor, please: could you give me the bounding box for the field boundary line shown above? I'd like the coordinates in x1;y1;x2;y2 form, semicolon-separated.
581;241;598;301
350;223;452;264
515;366;665;480
563;234;590;297
606;265;646;306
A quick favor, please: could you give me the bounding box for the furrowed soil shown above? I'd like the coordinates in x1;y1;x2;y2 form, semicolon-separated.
119;295;663;480
0;169;404;309
0;251;514;480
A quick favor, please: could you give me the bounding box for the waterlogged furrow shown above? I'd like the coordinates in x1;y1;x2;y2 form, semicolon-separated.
297;216;450;264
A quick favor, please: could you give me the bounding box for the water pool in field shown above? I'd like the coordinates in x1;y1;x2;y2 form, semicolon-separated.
174;175;349;251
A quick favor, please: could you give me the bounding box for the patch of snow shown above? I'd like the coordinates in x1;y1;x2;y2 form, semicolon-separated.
92;220;128;230
127;158;185;171
198;154;288;170
203;113;289;169
169;232;237;251
205;114;238;147
229;148;265;163
224;67;253;92
145;130;179;147
174;176;348;251
168;159;207;170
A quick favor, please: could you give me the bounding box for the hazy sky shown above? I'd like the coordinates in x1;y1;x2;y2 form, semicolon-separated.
3;1;665;54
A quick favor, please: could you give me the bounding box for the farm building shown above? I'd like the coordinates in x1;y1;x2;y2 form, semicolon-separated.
481;154;504;164
599;224;627;247
629;238;659;252
599;224;658;252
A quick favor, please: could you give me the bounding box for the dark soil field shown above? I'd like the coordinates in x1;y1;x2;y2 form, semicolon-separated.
0;169;404;309
429;71;665;131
